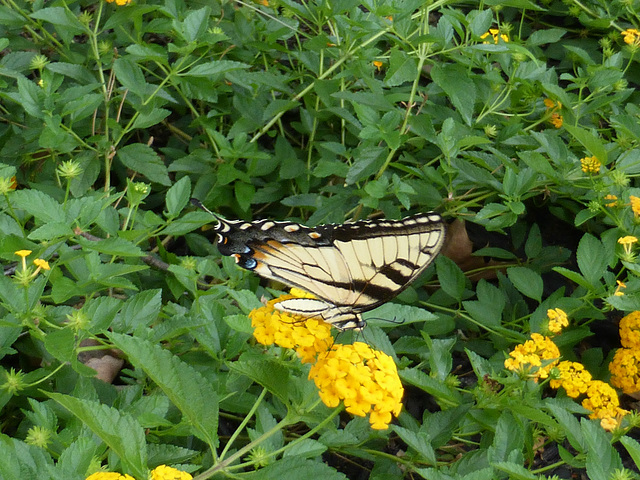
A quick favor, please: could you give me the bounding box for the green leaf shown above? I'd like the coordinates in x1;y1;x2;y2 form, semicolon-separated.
180;6;210;42
249;458;347;480
563;124;607;165
282;439;328;459
583;418;622;478
48;393;147;478
75;236;145;257
27;222;74;241
29;7;85;33
165;176;191;217
507;267;543;301
108;332;219;448
0;436;54;478
159;211;213;236
117;143;171;186
182;60;250;78
393;426;436;464
230;355;292;405
132;107;171;129
400;367;463;405
114;289;162;332
384;49;418;87
576;233;607;286
620;436;640;468
113;57;148;99
11;189;64;223
16;76;44;119
431;64;476;125
436;255;466;301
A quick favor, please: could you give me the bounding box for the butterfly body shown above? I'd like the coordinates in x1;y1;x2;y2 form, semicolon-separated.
200;201;446;330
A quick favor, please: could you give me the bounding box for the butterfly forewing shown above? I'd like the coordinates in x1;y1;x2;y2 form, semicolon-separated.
211;211;445;329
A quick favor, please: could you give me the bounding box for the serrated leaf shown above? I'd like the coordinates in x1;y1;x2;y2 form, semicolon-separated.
564;125;607;165
117;143;171;186
113;289;162;332
48;392;147;479
108;332;219;447
620;436;640;468
113;57;148;99
393;426;436;464
132;108;171;129
552;266;592;290
436;255;466;301
583;418;622;477
230;357;291;405
27;222;73;241
11;190;64;223
431;64;476;125
400;368;462;404
17;76;44;119
182;60;250;77
507;267;543;301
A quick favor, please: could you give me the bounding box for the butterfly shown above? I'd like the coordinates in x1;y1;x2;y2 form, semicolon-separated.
193;199;446;330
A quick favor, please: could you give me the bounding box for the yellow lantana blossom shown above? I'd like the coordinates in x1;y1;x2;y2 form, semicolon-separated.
549;361;592;398
619;311;640;349
105;0;131;5
248;293;333;363
504;333;560;380
308;342;404;429
85;473;135;480
480;28;509;44
610;348;640;394
581;380;628;431
580;156;601;174
622;28;640;45
630;196;640;217
547;308;569;334
150;464;193;480
604;194;618;207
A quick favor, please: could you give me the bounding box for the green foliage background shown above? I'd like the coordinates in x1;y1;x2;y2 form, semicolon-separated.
2;0;640;478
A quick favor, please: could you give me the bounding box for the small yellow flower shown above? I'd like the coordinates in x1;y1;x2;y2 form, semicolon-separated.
480;28;509;44
622;28;640;45
547;308;569;334
373;60;383;71
257;0;269;6
104;0;131;5
604;194;618;207
610;348;640;394
580;156;601;174
618;236;638;258
308;342;404;429
620;311;640;349
549;113;563;128
248;293;333;363
150;464;193;480
33;259;50;271
614;280;627;297
630;196;640;217
549;361;592;398
85;472;135;480
504;333;560;380
15;250;32;258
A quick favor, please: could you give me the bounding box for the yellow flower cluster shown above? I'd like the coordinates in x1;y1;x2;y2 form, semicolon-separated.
622;28;640;45
105;0;132;5
547;308;569;334
86;465;191;480
580;156;601;174
611;311;640;398
582;380;628;431
543;98;563;128
249;294;333;364
506;309;628;430
604;194;618;207
550;361;592;397
610;348;640;394
619;311;640;349
309;342;404;430
249;290;404;429
630;195;640;217
504;333;560;379
480;28;509;44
